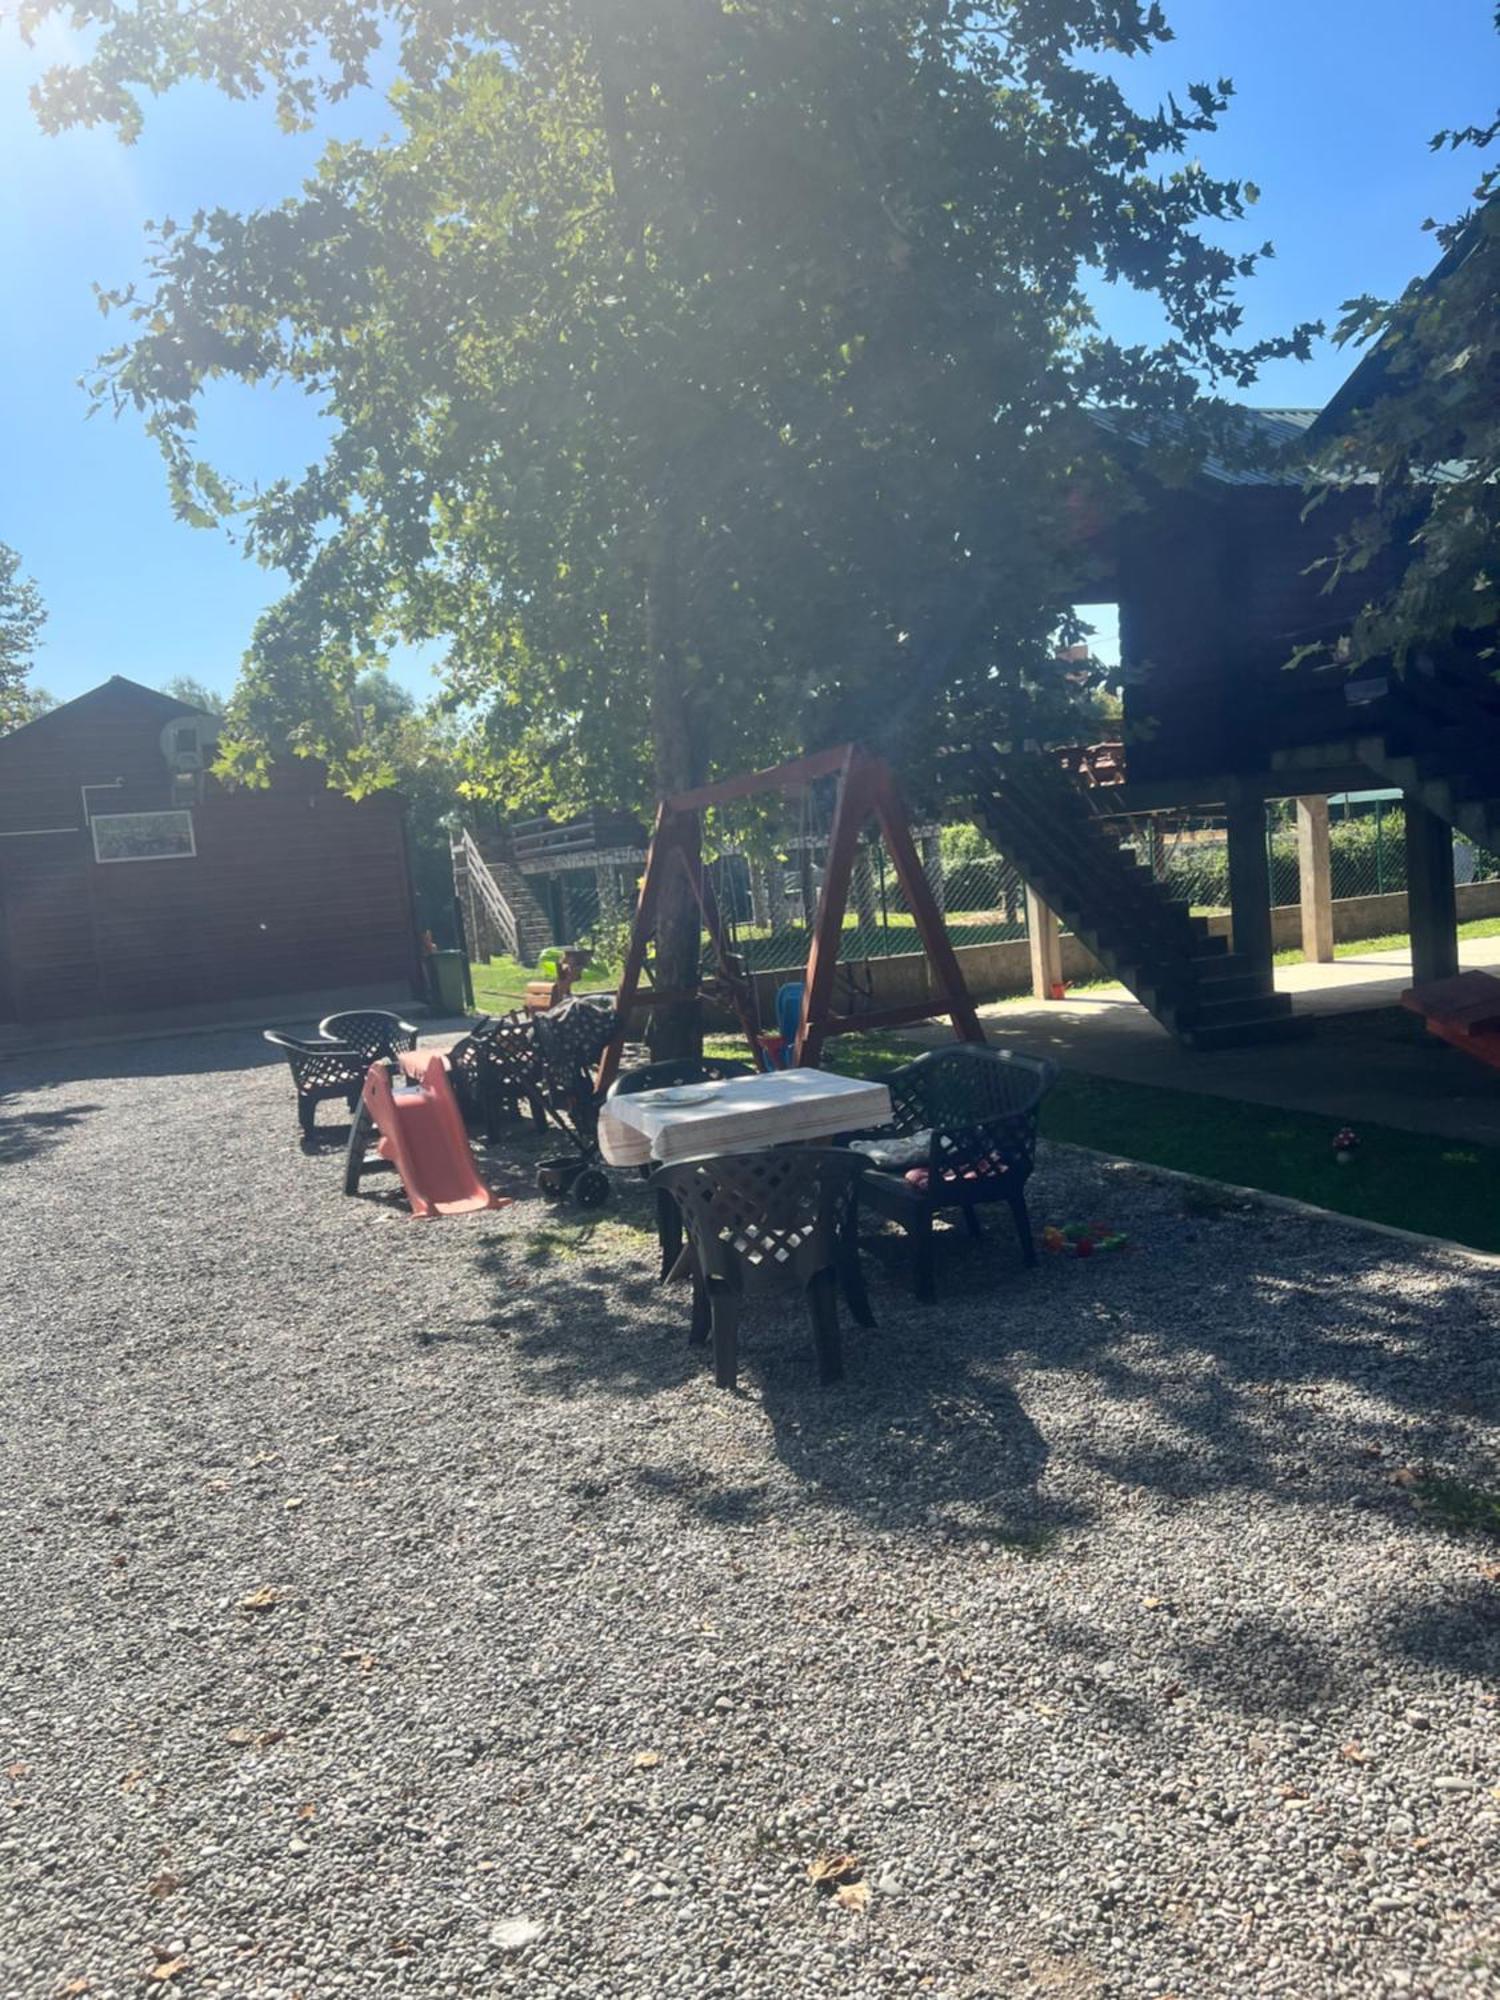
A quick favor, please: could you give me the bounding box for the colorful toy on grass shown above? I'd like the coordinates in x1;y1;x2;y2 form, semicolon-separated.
1042;1221;1130;1258
1332;1126;1360;1167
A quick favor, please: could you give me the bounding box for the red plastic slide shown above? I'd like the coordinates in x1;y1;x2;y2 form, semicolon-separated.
360;1051;510;1217
1401;971;1500;1074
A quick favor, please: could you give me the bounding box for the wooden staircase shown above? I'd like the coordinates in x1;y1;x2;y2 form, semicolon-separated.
452;829;554;965
966;753;1306;1049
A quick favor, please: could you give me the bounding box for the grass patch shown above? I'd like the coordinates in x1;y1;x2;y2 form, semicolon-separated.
1273;913;1500;967
1405;1473;1500;1540
1042;1069;1500;1253
470;954;620;1012
721;1018;1500;1254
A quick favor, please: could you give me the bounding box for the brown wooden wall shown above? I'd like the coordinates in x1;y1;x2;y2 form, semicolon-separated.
0;681;421;1026
1118;486;1399;787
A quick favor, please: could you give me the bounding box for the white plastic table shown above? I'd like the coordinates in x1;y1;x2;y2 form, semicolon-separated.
597;1066;893;1169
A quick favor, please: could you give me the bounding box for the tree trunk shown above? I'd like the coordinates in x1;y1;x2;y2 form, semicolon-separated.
646;495;702;1061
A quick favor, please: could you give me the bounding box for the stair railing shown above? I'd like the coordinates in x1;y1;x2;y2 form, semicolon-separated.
454;827;523;960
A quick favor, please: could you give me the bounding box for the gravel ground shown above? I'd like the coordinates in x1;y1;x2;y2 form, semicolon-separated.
2;1029;1498;2000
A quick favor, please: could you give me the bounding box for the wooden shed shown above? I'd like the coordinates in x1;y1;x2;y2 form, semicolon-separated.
0;677;422;1031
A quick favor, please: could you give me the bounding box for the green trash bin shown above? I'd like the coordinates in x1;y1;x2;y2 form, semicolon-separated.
427;948;468;1016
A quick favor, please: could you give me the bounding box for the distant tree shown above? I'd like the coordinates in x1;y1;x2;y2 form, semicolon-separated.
352;670;415;732
0;540;47;732
159;673;228;715
1306;27;1497;673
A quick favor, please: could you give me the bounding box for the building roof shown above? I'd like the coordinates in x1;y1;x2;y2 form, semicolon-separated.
1306;200;1495;442
1089;404;1321;488
0;676;214;760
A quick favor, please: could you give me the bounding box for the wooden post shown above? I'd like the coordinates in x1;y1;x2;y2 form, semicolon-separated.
1404;801;1459;984
1225;794;1274;980
796;750;865;1065
1295;795;1334;964
870;765;984;1046
1025;886;1063;1000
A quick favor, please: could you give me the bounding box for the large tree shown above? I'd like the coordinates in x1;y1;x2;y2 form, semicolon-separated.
0;541;48;732
24;2;1307;1032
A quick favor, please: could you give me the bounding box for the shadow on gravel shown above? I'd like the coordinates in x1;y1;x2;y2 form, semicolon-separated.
0;1025;282;1101
479;1195;1079;1550
468;1126;1499;1676
0;1088;99;1164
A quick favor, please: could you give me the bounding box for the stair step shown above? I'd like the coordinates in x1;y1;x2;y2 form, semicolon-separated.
1184;1012;1314;1051
1184;992;1294;1029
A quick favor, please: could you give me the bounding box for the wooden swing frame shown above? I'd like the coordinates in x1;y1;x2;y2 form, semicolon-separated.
597;742;985;1088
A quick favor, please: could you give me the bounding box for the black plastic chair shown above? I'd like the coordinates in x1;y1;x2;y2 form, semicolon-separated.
654;1147;872;1390
318;1010;419;1063
447;1011;547;1141
609;1056;759;1278
849;1044;1055;1300
263;1032;369;1138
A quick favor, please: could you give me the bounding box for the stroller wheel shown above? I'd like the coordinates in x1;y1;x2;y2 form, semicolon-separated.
570;1166;612;1211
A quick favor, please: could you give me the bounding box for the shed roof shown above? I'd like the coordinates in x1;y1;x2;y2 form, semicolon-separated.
0;676;214;762
1089;405;1320;488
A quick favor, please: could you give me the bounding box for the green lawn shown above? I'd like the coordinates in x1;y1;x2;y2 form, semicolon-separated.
1274;913;1500;966
707;1025;1500;1255
470;954;620;1012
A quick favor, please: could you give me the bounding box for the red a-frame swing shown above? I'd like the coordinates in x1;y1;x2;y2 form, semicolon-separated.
597;742;985;1088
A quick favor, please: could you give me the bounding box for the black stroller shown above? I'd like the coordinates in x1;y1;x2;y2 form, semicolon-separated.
529;998;621;1208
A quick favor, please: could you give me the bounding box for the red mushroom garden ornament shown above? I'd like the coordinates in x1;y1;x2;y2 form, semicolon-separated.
1333;1127;1360;1167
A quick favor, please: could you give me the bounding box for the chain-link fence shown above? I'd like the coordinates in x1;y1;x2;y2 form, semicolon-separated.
1112;800;1500;914
511;798;1496;971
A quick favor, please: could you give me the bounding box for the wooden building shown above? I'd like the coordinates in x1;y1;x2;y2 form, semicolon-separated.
0;677;422;1030
978;218;1496;1047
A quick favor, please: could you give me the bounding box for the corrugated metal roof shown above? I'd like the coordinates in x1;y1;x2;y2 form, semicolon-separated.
1088;406;1320;487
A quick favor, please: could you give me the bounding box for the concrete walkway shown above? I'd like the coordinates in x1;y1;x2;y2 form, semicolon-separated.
917;936;1500;1150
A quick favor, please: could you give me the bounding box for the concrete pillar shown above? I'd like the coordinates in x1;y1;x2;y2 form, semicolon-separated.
1295;795;1334;964
1025;884;1064;1000
1225;795;1274;977
1404;802;1459;984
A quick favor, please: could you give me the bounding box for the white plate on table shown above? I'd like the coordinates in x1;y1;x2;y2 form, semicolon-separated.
641;1085;722;1107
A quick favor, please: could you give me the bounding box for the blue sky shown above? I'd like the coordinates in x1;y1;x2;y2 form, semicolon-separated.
1;1;1495;706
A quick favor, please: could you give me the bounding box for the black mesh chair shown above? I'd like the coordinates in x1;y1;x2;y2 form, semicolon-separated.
849;1044;1055;1300
263;1032;369;1138
319;1011;419;1062
447;1011;547;1141
654;1147;871;1390
609;1056;759;1279
266;1012;418;1139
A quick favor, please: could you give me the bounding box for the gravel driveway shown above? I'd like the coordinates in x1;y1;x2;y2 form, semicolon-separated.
2;1030;1497;2000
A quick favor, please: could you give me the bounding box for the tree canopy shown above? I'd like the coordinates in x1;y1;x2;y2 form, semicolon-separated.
26;0;1311;821
158;673;228;715
1305;27;1497;675
0;541;48;732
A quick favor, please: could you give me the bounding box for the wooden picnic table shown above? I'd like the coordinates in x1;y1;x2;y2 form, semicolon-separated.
597;1066;893;1169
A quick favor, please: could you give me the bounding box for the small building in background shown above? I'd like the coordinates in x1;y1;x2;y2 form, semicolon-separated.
0;676;421;1033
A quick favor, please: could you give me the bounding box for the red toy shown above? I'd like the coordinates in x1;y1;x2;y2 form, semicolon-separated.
346;1051;510;1218
1042;1221;1129;1257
